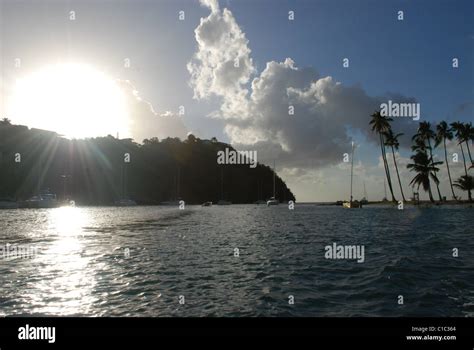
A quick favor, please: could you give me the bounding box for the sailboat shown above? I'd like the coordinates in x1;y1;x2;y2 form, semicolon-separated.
59;174;75;207
115;164;137;206
217;167;231;205
267;161;279;206
360;181;368;205
20;162;59;208
24;189;60;208
161;166;184;206
343;142;362;209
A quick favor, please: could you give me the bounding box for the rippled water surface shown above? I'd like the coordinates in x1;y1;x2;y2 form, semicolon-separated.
0;205;473;316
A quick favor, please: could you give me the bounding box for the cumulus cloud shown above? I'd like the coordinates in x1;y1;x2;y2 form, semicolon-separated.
187;2;255;120
117;80;188;143
188;2;418;169
199;0;219;13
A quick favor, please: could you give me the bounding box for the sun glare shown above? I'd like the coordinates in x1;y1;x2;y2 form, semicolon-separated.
8;63;129;139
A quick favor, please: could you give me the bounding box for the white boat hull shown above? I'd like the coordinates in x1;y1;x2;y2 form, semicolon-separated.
25;200;60;209
343;201;362;208
23;191;60;209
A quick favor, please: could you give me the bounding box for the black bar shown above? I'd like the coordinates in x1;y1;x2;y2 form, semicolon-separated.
0;317;472;347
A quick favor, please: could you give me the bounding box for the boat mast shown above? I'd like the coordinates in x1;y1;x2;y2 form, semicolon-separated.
177;166;180;199
36;163;41;195
221;167;224;200
273;160;276;198
61;174;70;201
121;164;126;199
350;142;354;203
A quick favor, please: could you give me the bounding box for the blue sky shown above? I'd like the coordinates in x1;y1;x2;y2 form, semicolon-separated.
1;0;473;201
229;0;473;121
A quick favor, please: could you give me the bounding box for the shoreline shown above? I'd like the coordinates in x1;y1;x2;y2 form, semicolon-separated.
1;201;473;209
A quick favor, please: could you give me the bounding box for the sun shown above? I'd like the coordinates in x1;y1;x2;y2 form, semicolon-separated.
8;63;130;139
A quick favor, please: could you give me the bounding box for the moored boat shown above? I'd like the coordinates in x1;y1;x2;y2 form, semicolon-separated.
0;198;19;209
114;198;137;206
266;197;279;206
267;161;279;206
343;200;362;209
343;142;362;209
23;190;59;208
160;199;182;206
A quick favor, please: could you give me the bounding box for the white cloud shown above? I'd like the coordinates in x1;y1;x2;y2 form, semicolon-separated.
188;3;418;172
199;0;220;13
187;5;254;120
117;80;188;142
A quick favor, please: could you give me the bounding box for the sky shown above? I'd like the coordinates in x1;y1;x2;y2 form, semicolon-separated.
1;0;473;202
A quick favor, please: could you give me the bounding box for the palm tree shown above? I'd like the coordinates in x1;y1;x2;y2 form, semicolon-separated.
463;122;474;167
451;122;469;176
407;151;443;203
435;121;457;200
384;129;406;202
470;123;474;142
370;111;396;201
411;137;429;153
0;117;11;126
412;122;443;201
453;175;473;202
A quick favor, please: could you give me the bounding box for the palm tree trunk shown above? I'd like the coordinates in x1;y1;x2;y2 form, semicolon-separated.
460;143;468;176
391;145;406;202
379;133;390;195
427;138;443;201
465;140;473;167
443;138;456;200
459;143;472;201
428;185;434;203
380;133;396;201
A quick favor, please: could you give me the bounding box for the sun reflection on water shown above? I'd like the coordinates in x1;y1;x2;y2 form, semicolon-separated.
28;207;99;315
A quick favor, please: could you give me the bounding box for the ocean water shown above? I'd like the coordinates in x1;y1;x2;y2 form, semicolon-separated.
0;205;473;317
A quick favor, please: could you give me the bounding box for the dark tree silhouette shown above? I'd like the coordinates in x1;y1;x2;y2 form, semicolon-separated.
407;151;442;203
435;121;457;200
369;111;396;202
0;123;295;204
384;129;406;202
0;118;12;126
412;122;443;202
453;175;473;202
